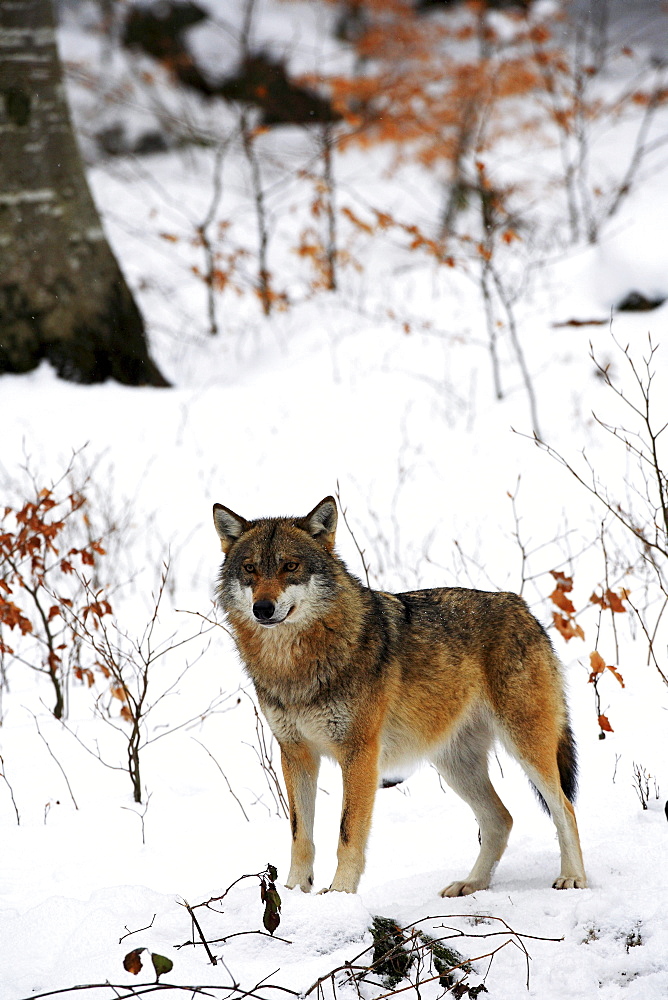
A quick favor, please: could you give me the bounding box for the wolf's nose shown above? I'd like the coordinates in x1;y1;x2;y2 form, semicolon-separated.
253;600;276;621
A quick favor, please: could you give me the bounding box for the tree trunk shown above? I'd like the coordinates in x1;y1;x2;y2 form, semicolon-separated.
0;0;169;386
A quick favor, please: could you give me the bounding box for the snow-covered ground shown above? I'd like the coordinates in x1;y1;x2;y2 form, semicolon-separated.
2;2;668;997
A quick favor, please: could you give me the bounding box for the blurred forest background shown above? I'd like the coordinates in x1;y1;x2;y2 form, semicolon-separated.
3;0;668;402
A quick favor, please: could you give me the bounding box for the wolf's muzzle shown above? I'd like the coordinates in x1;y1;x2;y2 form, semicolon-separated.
253;600;276;622
252;599;294;627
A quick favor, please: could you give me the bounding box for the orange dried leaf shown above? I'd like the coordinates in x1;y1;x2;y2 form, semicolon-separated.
589;649;607;676
589;651;625;688
0;600;34;635
553;612;584;642
606;589;627;613
120;704;134;723
598;714;614;733
123;949;144;975
550;570;573;592
340;206;374;234
374;210;394;229
608;663;625;688
550;588;576;614
591;588;627;612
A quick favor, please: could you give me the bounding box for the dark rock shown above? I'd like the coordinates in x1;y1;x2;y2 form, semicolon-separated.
219;53;340;126
616;290;666;312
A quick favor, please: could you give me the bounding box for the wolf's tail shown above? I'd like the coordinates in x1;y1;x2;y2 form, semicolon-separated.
557;720;578;803
532;719;578;814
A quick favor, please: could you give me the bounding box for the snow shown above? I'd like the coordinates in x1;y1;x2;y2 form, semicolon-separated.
2;2;668;998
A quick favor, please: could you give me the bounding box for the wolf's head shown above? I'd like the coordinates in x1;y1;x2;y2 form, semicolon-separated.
213;497;339;628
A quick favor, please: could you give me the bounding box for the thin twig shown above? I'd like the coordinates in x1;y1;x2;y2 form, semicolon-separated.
180;899;219;966
335;482;371;588
191;737;250;822
16;984;299;1000
29;710;79;810
176;928;292;950
0;752;20;824
119;915;156;944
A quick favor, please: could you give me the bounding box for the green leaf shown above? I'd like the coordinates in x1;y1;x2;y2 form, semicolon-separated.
267;864;278;882
151;953;174;980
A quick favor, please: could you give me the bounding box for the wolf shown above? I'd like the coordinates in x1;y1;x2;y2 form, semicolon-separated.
212;496;587;896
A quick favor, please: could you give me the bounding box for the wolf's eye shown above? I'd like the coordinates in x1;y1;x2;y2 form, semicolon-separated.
284;561;299;573
243;562;256;574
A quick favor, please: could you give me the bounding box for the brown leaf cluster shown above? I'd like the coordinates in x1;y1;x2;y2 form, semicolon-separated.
0;485;115;713
589;650;625;688
590;588;628;613
548;570;584;642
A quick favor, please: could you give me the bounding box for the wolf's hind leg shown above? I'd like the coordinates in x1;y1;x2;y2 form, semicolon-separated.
505;727;587;890
433;718;512;897
280;741;320;892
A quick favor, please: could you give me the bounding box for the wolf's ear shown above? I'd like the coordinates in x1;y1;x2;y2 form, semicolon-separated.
213;503;248;554
304;496;338;551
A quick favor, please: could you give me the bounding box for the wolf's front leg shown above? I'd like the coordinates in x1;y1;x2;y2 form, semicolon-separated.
280;741;320;892
328;741;380;893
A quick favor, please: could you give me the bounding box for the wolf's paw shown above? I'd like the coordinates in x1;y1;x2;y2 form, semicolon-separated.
324;863;361;894
553;875;587;890
285;873;314;893
439;879;488;898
